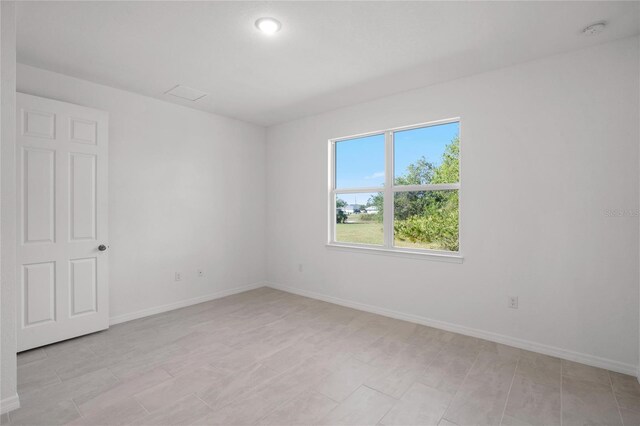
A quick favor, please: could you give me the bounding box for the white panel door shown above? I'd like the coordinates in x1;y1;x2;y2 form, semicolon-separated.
17;93;109;351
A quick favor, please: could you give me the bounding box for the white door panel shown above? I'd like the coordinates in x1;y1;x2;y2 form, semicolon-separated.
69;257;97;316
22;147;55;244
22;262;56;326
17;93;109;352
69;153;97;241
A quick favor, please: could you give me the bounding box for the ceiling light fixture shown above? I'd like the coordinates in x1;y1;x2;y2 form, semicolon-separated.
255;17;281;35
582;22;606;36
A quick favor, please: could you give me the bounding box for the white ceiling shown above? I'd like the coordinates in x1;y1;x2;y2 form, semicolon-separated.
16;1;640;126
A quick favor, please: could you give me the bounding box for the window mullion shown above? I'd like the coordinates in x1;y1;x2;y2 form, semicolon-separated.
383;131;394;248
393;183;460;192
333;187;386;195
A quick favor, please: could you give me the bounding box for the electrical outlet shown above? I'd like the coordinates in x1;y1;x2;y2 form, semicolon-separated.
197;269;204;278
175;272;182;282
298;264;303;273
508;296;518;309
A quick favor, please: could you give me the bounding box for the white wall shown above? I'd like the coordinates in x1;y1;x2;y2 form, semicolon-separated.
266;36;640;374
1;1;18;414
17;64;267;321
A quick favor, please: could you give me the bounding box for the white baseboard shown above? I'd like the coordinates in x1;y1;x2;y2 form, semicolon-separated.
0;394;20;415
267;282;638;376
109;282;267;326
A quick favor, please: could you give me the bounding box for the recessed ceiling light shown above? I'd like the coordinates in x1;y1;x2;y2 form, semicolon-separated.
582;22;606;36
255;17;281;35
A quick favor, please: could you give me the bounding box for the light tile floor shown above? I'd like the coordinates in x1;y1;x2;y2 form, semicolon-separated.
3;287;639;425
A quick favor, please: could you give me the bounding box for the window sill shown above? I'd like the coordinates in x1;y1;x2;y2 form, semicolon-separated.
325;243;464;263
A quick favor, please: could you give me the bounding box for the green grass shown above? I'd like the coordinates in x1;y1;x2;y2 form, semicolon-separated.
336;221;383;245
336;216;452;251
394;238;447;251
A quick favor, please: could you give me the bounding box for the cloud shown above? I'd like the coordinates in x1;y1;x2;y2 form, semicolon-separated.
364;171;385;180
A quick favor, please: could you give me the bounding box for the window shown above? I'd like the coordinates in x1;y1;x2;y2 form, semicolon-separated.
329;119;460;258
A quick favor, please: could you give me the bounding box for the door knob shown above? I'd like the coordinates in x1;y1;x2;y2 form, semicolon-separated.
98;244;107;252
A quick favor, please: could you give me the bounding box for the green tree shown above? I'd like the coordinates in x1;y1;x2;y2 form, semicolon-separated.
393;137;460;251
336;209;347;223
394;190;458;251
432;137;459;184
345;137;459;250
395;157;435;185
370;193;383;212
336;198;348;223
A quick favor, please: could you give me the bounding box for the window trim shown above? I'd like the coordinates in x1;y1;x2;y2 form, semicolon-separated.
328;117;462;261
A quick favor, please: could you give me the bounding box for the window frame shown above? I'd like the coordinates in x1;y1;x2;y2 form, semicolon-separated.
327;117;462;262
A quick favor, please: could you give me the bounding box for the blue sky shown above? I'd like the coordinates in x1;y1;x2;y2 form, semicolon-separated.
335;121;459;206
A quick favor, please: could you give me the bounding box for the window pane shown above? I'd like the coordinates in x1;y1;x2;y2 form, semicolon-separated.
336;192;383;245
335;134;385;189
394;190;458;251
394;122;459;185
